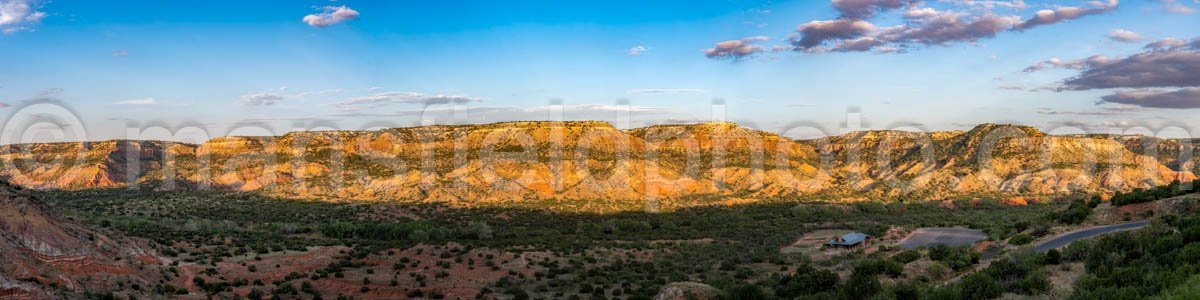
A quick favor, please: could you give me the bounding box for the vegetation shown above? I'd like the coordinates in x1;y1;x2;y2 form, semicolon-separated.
38;176;1200;299
38;188;1057;299
1066;214;1200;299
1111;179;1200;206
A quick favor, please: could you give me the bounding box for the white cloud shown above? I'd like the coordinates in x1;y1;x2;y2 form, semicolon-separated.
303;5;359;27
1106;29;1144;43
627;45;649;56
953;0;1029;10
241;93;285;106
239;88;344;106
333;92;483;111
705;36;773;59
111;49;129;57
1160;0;1196;14
626;88;708;94
0;0;46;34
113;98;158;105
293;89;343;98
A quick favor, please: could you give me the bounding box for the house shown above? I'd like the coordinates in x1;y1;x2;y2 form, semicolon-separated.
824;232;869;249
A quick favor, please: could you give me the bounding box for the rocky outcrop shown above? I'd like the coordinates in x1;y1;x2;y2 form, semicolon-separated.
655;282;720;300
0;122;1192;207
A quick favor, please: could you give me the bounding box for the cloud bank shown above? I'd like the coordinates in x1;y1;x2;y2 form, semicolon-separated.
1032;37;1200;109
708;0;1120;58
1100;88;1200;109
1063;40;1200;90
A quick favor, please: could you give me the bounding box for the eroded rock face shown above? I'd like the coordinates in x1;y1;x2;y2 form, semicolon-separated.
0;140;178;190
0;182;164;298
0;122;1193;207
799;123;1193;198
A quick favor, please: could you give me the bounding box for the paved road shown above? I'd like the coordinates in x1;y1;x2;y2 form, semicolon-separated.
940;221;1150;287
1033;221;1149;252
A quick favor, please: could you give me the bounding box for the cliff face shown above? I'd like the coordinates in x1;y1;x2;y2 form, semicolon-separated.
0;122;1192;205
0;182;163;298
0;140;178;190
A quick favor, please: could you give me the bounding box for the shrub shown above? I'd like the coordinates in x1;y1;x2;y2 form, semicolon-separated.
840;271;881;299
1008;233;1034;245
722;284;768;300
959;273;1002;300
775;265;839;298
929;245;979;270
247;289;265;300
891;250;921;264
1044;249;1062;265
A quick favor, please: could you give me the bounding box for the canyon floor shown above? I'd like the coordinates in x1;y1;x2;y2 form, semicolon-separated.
4;184;1195;299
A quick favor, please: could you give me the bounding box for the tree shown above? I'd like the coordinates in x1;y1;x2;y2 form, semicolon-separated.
1008;233;1034;245
722;284;769;300
775;265;839;298
469;221;493;239
1044;249;1062;265
247;289;265;300
960;273;1002;300
840;271;881;299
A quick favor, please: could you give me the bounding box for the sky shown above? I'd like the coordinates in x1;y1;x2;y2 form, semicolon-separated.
0;0;1199;143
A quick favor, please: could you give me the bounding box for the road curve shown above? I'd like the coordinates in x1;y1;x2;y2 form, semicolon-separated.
1033;221;1149;252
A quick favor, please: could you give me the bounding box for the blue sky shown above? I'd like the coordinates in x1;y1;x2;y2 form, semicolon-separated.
0;0;1198;142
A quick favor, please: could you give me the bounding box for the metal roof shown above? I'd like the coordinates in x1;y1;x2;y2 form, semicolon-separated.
826;232;868;246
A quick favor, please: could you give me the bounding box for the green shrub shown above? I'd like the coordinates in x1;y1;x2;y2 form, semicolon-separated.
891;250;921;264
1008;233;1034;245
959;273;1002;300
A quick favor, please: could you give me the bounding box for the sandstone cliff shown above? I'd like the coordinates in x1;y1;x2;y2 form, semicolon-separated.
0;122;1192;207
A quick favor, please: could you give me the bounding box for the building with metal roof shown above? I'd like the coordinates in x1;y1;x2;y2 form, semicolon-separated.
825;232;869;249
